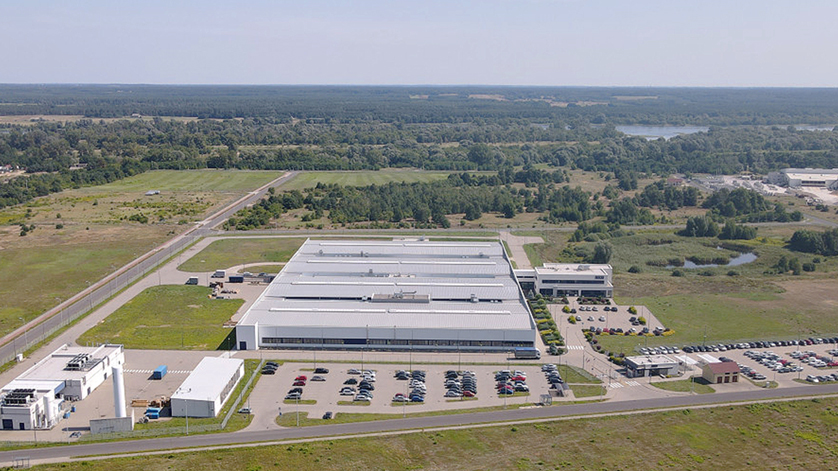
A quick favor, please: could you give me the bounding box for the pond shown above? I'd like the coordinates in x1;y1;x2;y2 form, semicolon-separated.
667;252;757;269
616;125;709;140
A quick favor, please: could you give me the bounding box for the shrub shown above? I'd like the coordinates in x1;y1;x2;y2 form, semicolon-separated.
638;316;647;325
628;306;637;315
562;305;571;313
802;262;816;272
671;269;685;277
567;316;576;324
55;223;63;229
628;265;641;274
726;270;739;276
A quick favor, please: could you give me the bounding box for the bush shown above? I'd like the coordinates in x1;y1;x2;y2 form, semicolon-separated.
726;270;739;276
562;305;571;313
802;262;816;272
671;269;685;277
55;223;64;229
628;265;641;274
637;316;647;325
568;316;576;324
628;306;637;315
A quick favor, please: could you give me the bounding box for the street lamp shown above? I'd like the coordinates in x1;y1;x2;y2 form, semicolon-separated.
19;317;27;352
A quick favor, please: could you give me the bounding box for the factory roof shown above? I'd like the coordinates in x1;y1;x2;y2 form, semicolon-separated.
534;263;612;277
13;344;123;384
238;239;534;332
782;168;838;176
171;357;244;402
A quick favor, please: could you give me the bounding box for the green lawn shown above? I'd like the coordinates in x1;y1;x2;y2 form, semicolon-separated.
651;377;715;394
280;169;461;191
40;397;838;470
82;169;282;192
76;285;243;350
570;384;607;398
178;238;306;272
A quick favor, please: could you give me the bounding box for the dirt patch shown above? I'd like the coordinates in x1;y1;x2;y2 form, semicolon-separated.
187;305;201;309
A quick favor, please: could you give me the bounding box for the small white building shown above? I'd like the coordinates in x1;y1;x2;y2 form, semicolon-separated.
515;263;613;298
624;354;682;378
171;357;244;418
0;344;125;430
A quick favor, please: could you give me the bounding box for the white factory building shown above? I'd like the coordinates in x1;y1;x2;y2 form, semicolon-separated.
515;263;613;298
0;344;124;430
235;239;538;352
171;357;244;418
767;168;838;190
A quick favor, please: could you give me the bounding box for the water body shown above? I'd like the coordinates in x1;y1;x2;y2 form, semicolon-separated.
667;252;757;269
616;125;709;140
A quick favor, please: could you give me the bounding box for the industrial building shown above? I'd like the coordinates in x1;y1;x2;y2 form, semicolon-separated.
767;168;838;190
702;362;740;384
235;239;537;352
624;355;681;378
0;344;124;430
515;263;613;298
171;357;244;418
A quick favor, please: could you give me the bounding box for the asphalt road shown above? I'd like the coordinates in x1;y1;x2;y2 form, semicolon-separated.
0;171;297;365
4;382;838;465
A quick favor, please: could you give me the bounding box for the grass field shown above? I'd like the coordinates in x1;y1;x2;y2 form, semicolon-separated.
0;224;173;337
178;238;306;272
76;286;243;350
39;397;838;470
280;169;459;191
86;169;281;192
651;377;716;394
570;384;607;398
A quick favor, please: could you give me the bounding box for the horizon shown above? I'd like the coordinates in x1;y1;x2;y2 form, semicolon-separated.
2;1;836;87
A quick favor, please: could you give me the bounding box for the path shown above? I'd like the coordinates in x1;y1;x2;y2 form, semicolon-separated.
499;230;543;269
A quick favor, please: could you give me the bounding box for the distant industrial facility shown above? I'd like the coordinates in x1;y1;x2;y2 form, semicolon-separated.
0;344;124;430
235;239;537;352
515;263;613;298
767;168;838;190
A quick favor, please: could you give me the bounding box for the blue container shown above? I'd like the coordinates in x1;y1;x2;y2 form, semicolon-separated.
70;406;76;413
152;365;167;379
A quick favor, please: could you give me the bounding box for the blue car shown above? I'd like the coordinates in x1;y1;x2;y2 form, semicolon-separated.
410;395;424;402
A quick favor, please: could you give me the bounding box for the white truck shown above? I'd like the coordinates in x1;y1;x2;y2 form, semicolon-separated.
211;269;226;278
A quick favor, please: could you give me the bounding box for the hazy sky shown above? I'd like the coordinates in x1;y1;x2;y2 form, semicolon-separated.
1;1;835;86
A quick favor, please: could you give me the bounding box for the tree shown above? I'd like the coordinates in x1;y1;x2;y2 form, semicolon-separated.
591;242;613;264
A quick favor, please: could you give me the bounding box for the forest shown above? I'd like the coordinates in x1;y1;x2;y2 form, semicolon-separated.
2;86;838;209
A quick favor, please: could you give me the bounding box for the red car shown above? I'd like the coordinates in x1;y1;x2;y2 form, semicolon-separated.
463;390;475;397
511;375;526;382
292;380;306;386
295;375;308;381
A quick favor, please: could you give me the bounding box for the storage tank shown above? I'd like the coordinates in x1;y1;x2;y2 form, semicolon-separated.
112;365;127;418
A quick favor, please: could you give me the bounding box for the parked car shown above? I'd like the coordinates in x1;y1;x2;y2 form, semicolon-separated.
344;378;358;385
311;375;326;382
322;411;333;420
314;368;329;374
292;380;306;387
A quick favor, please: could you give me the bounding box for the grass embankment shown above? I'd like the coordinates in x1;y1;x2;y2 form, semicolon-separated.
570;385;607;398
77;285;243;350
651;378;715;394
178;238;305;272
48;398;838;470
130;359;261;435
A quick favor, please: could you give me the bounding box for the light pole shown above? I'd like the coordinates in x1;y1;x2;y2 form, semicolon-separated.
19;317;27;352
55;297;62;327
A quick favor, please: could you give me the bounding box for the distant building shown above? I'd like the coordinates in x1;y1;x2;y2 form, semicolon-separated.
624;355;681;378
702;362;739;384
515;263;613;298
768;168;838;190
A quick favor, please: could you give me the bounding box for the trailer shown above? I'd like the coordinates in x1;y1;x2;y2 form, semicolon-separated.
228;275;244;283
513;347;541;359
152;365;167;380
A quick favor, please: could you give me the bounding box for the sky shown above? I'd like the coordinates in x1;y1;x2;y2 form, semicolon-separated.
0;0;835;87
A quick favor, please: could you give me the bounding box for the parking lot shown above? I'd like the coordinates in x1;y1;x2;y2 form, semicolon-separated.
246;361;557;425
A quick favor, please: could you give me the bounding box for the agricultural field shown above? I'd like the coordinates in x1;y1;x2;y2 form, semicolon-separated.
178;237;306;272
76;285;243;350
34;397;838;470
